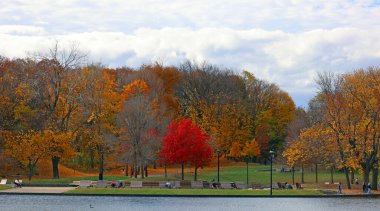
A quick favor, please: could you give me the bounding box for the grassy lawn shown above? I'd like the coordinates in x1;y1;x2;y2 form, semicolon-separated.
197;165;349;186
0;185;11;190
65;188;322;196
23;164;357;188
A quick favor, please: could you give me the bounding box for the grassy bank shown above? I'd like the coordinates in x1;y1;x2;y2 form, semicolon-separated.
24;164;350;186
65;188;323;196
0;185;11;190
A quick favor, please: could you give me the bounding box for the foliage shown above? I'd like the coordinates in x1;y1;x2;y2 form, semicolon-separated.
161;119;212;167
284;67;380;189
160;119;212;180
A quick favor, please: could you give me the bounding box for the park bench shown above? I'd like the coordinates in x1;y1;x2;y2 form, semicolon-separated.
191;181;204;189
173;181;182;188
96;180;109;188
203;181;210;188
220;182;233;189
271;183;280;189
277;182;286;189
235;182;246;189
159;181;169;188
251;182;261;189
159;181;176;188
130;181;143;188
69;181;80;187
180;181;191;188
79;180;92;188
0;179;7;185
296;183;303;189
142;181;159;188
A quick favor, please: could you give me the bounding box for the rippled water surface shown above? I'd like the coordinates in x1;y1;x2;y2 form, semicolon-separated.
0;195;379;211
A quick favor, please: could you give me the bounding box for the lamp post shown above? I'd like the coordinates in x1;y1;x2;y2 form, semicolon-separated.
269;150;274;196
216;149;220;183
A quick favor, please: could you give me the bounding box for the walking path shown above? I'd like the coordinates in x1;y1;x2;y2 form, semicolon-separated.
0;187;76;194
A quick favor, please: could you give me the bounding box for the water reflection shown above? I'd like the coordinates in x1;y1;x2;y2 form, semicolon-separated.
0;195;379;211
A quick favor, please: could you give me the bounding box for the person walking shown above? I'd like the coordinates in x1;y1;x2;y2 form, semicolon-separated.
338;182;342;194
354;178;359;185
367;182;371;194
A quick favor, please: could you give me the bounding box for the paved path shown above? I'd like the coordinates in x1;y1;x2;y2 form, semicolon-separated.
0;187;76;194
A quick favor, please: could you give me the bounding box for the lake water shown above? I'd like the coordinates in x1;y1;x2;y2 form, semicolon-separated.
0;195;379;211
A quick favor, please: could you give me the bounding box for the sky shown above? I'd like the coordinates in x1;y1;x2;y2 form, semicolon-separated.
1;0;380;107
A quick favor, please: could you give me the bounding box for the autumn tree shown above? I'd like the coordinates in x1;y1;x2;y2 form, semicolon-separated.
0;57;46;177
160;119;212;181
243;71;295;162
75;66;121;180
340;68;380;189
2;131;47;180
117;65;174;178
285;68;380;190
31;43;86;178
177;62;253;158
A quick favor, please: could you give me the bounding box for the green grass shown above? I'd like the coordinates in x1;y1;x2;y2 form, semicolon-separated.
0;185;11;190
24;164;357;187
65;188;322;196
196;164;350;187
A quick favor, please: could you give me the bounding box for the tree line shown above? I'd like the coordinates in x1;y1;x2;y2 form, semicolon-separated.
284;68;380;190
0;45;296;180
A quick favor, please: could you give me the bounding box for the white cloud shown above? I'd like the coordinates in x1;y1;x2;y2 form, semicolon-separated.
0;25;47;35
1;0;380;106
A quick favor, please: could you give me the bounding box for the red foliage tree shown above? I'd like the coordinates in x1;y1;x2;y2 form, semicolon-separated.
160;119;212;181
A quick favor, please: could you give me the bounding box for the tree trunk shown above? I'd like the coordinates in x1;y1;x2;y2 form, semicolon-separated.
292;167;295;185
144;165;148;178
153;160;157;169
350;169;354;184
164;163;167;178
315;163;318;184
181;162;184;180
98;148;104;181
330;167;334;184
363;165;371;186
344;167;351;189
27;160;35;181
194;165;198;181
301;164;304;183
125;164;129;176
140;164;144;179
89;148;95;169
372;166;378;190
52;157;60;179
134;164;138;178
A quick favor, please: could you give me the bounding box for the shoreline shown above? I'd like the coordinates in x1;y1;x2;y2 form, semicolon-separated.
1;191;380;198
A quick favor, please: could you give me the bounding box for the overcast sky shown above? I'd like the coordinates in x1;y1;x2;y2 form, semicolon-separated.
1;0;380;107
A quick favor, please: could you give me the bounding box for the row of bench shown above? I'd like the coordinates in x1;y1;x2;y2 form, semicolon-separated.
71;180;257;189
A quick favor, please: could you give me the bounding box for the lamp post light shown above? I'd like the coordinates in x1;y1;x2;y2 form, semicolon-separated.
216;149;220;183
269;150;275;196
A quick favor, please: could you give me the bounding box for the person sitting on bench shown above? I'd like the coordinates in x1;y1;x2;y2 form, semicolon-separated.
211;179;218;189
